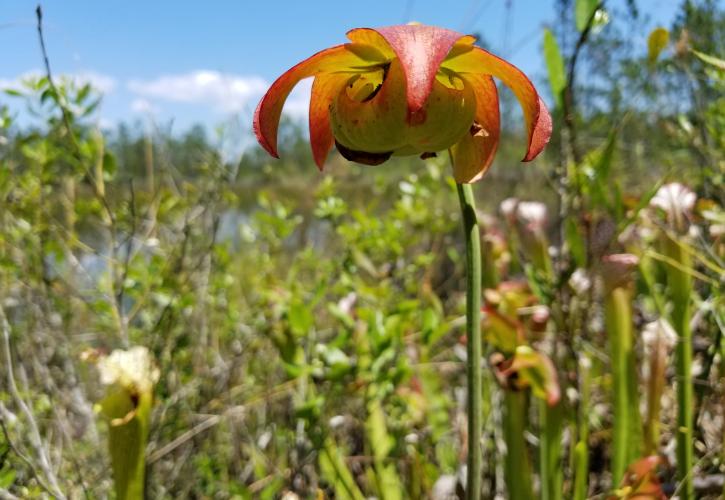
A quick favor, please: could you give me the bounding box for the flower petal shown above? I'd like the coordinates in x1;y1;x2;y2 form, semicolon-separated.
335;140;392;166
444;46;552;161
614;456;666;499
402;72;476;153
330;59;408;154
309;73;347;170
346;28;396;59
331;61;475;158
365;25;475;117
254;44;383;158
502;345;561;406
450;74;500;183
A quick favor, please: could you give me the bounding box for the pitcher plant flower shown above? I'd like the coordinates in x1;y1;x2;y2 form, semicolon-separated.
649;183;697;499
254;23;552;183
84;346;159;500
601;254;644;485
254;24;552;499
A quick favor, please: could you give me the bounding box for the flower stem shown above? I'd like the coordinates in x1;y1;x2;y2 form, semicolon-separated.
663;237;694;500
456;183;482;500
573;356;591;500
503;391;533;500
604;285;641;485
644;326;668;456
539;398;563;500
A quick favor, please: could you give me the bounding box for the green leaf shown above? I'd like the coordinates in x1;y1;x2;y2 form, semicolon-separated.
575;0;599;32
647;28;669;65
294;395;324;420
288;300;313;336
573;441;589;500
420;307;442;345
259;477;284;500
543;28;566;109
318;344;353;380
328;302;355;330
581;127;618;210
594;129;617;180
0;468;16;489
40;87;56;104
103;151;118;178
82;97;102;116
319;438;366;500
692;49;725;70
76;83;92;104
565;217;587;267
617;174;667;234
367;398;394;461
366;398;403;500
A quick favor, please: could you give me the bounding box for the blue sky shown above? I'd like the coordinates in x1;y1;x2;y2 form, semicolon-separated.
1;0;681;134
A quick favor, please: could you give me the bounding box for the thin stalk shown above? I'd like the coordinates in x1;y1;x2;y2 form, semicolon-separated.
456;183;482;500
539;399;563;500
320;437;366;500
604;285;641;485
644;327;668;455
503;391;533;500
721;323;725;500
664;238;694;500
528;228;559;500
572;356;591;500
481;236;499;290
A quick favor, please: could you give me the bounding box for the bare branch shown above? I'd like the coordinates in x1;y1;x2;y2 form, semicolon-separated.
0;306;66;499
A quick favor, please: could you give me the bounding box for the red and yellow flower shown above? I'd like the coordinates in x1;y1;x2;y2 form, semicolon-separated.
254;24;552;183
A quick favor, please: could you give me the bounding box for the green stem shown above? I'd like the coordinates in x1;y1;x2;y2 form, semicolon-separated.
573;356;591;500
664;238;694;500
604;286;641;486
456;183;482;500
644;330;667;455
320;437;366;500
539;399;563;500
503;391;533;500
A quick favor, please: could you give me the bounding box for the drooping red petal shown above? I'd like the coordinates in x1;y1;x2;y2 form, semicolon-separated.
500;346;561;406
309;73;347;170
253;44;383;158
609;456;666;500
450;74;500;183
354;25;475;118
443;46;552;162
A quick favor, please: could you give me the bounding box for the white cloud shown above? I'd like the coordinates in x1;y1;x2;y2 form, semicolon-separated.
0;67;316;126
74;71;116;93
0;69;116;94
131;98;160;115
284;79;312;119
97;117;115;130
128;70;266;112
127;70;312;119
